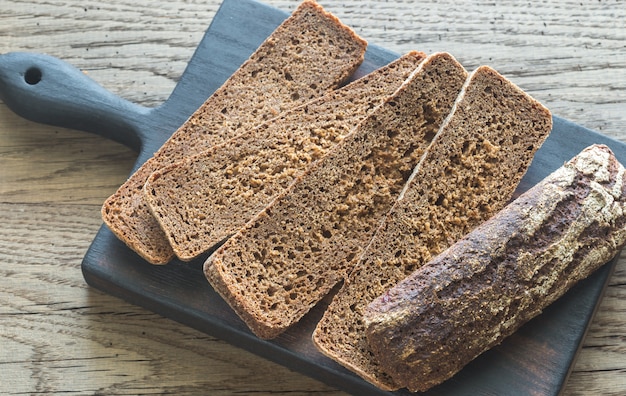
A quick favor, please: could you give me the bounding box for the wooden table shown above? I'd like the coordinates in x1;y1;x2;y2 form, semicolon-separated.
1;0;624;394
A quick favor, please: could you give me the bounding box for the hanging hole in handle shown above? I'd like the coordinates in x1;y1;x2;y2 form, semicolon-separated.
24;67;42;85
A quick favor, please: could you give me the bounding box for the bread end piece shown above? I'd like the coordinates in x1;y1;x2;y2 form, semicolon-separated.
365;144;626;392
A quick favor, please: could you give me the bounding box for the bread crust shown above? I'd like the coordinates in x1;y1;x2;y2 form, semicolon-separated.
365;144;626;392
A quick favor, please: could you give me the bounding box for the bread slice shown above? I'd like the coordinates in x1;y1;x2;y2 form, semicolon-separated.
365;144;626;392
143;52;426;262
312;65;553;390
101;0;368;264
203;52;469;339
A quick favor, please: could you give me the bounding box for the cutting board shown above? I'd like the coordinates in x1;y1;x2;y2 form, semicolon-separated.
0;0;623;394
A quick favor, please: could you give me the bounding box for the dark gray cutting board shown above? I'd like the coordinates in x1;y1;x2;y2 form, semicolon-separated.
0;0;622;394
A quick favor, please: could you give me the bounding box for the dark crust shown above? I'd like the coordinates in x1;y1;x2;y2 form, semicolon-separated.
365;144;626;392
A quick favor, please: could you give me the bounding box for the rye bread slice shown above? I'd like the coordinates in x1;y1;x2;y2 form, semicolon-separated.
203;52;469;339
312;65;553;390
101;0;367;264
143;51;426;262
364;144;626;392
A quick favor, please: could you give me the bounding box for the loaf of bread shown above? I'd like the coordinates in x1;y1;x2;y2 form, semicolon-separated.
312;65;553;390
143;52;426;261
364;144;626;392
101;0;368;264
204;52;468;339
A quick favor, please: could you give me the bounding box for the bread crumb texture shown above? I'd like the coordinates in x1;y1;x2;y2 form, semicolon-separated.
312;65;553;391
101;0;367;264
204;53;469;339
144;52;426;261
364;144;626;392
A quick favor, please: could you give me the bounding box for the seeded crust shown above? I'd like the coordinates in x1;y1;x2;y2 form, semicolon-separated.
203;52;468;339
312;65;553;391
364;144;626;392
143;52;426;262
100;0;368;264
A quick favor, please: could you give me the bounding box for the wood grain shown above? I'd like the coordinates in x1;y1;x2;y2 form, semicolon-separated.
1;0;624;394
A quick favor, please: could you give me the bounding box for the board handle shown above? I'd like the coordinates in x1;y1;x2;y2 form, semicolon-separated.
0;52;151;152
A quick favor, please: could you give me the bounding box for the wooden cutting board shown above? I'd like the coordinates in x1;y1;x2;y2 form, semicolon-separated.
0;0;623;394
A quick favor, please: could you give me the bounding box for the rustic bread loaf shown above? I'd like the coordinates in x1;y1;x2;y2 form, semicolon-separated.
143;52;426;261
364;144;626;392
204;52;468;339
312;65;553;390
100;0;368;264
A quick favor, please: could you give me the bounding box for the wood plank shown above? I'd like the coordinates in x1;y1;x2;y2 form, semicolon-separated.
0;107;135;204
0;202;344;395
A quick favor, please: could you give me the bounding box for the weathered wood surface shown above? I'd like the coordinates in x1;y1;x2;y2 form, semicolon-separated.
0;0;624;394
